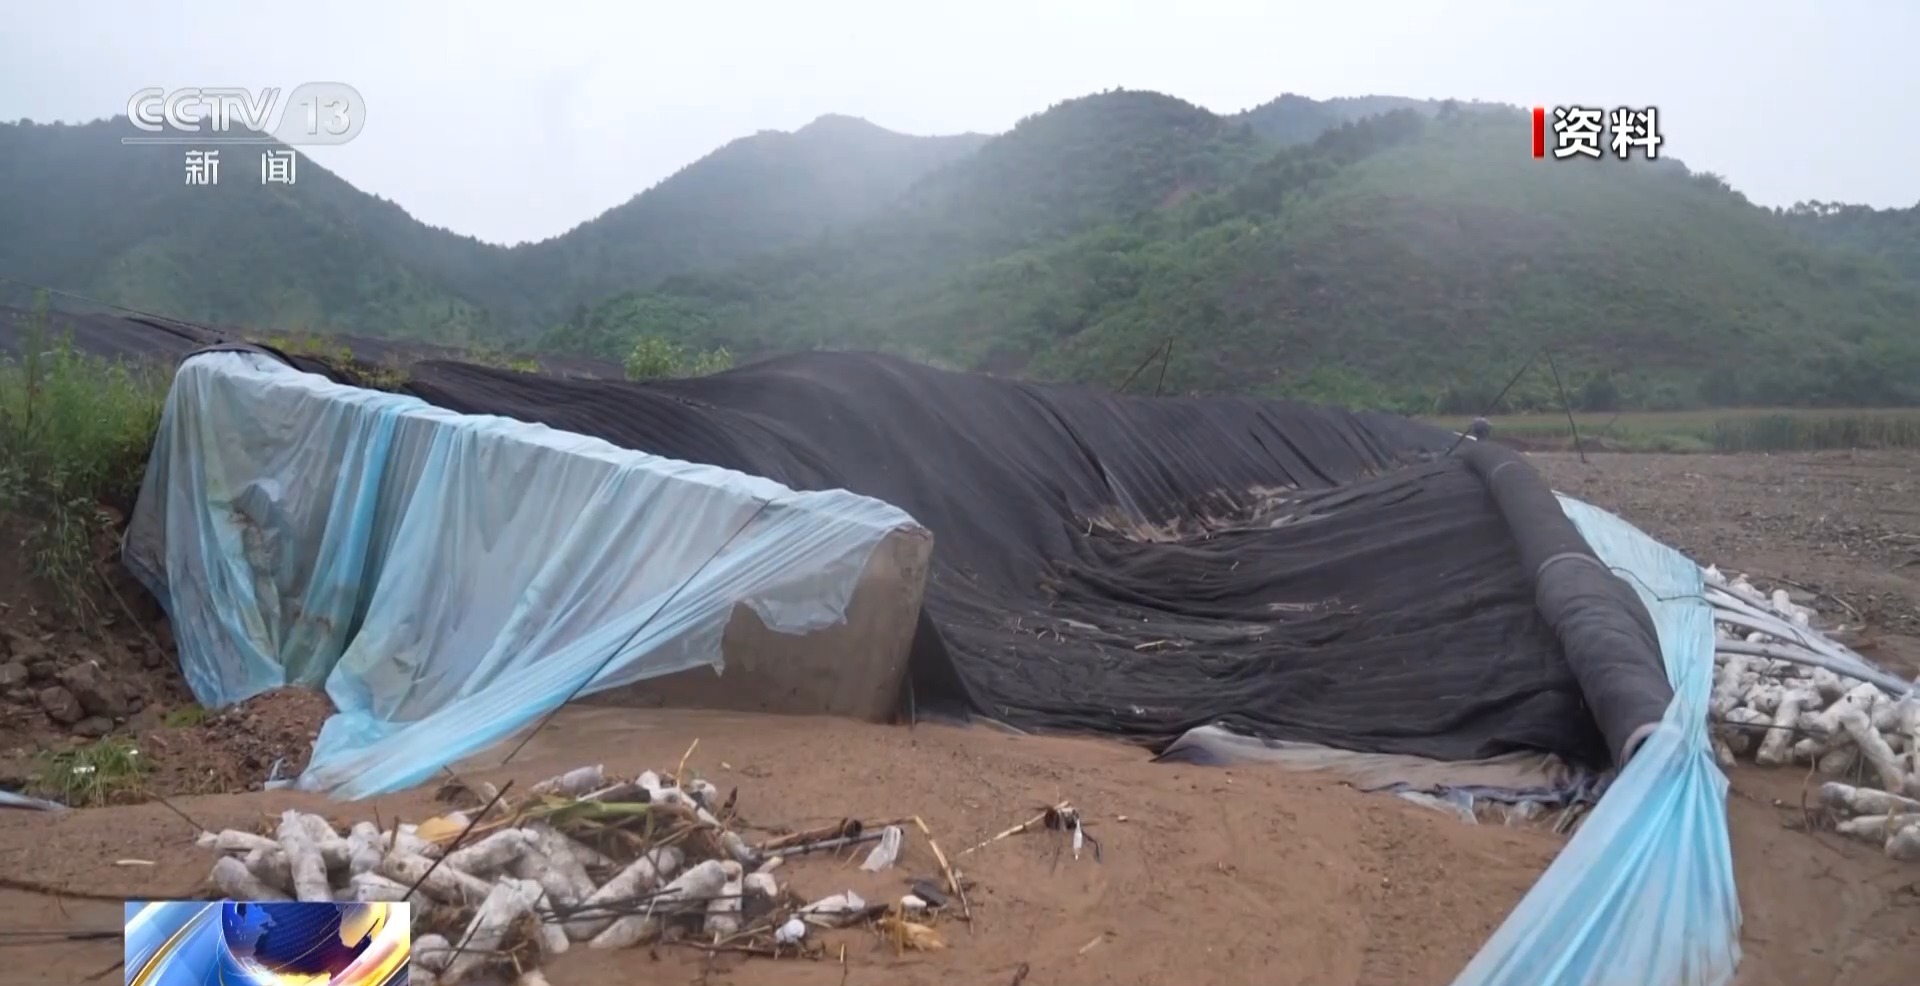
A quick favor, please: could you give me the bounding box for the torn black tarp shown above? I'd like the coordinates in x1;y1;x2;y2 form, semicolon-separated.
359;349;1673;770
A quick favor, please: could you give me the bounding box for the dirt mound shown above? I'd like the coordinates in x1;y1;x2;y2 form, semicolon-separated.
140;688;334;796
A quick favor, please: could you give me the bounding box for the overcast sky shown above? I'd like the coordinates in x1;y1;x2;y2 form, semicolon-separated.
6;0;1912;246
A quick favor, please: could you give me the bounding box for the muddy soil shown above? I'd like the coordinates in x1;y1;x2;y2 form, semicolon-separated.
0;513;195;795
1724;767;1920;986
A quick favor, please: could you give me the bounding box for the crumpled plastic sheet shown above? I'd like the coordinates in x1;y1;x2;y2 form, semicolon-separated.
1378;775;1609;811
1156;726;1604;807
0;789;67;811
123;352;918;800
1449;497;1739;986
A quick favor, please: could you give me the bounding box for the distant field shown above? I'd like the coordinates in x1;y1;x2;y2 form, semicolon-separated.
1419;408;1920;453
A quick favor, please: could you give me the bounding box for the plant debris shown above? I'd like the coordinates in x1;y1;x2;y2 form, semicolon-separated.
191;760;975;983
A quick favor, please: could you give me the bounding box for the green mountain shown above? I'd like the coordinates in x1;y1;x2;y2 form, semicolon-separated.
6;92;1917;410
561;99;1920;410
0;114;987;339
542;90;1276;364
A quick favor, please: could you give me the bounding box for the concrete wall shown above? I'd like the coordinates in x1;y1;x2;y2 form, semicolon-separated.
586;526;933;722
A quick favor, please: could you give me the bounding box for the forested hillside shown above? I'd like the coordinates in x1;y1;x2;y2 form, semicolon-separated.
559;100;1920;410
5;91;1917;410
540;90;1271;361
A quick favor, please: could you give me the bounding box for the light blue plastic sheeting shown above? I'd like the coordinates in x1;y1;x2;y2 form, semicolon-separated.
1450;497;1739;986
123;352;918;800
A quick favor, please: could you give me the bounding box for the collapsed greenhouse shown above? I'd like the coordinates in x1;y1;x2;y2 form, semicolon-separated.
106;339;1913;985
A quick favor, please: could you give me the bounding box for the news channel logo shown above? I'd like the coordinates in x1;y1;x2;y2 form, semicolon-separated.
123;899;410;985
122;84;366;146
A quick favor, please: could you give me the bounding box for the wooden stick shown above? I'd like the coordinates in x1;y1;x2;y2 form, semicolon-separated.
958;802;1072;857
757;819;862;852
674;739;700;786
764;831;881;859
911;815;971;934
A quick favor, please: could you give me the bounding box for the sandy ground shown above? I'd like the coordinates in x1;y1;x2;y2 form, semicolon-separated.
2;450;1918;985
3;710;1915;986
0;705;1912;982
5;709;1561;986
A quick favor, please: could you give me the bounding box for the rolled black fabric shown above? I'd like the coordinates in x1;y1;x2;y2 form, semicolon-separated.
1462;442;1674;764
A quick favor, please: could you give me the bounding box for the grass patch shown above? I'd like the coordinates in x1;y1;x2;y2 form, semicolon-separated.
261;329;355;364
28;735;149;807
354;360;413;391
163;705;209;728
1442;407;1920;453
0;303;168;619
465;346;541;375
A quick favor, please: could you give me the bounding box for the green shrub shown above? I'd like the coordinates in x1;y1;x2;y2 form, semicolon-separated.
623;334;735;380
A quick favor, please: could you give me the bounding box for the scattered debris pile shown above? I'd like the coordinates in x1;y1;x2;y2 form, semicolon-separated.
1705;567;1920;861
193;762;980;984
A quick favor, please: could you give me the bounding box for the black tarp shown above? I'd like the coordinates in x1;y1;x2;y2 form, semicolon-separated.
0;305;622;378
361;350;1673;770
42;308;1673;769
